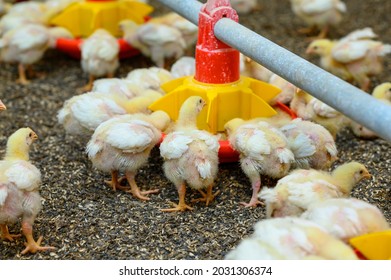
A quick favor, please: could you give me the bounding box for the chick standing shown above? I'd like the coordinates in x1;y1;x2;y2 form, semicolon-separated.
225;217;358;260
86;111;171;200
160;96;220;212
290;0;347;38
0;128;55;254
119;20;186;68
301;198;390;242
80;29;120;92
259;161;371;218
225;119;294;207
306;28;391;91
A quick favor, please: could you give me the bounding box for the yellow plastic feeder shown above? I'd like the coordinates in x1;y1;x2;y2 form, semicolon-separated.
50;0;153;38
149;0;280;136
349;230;391;260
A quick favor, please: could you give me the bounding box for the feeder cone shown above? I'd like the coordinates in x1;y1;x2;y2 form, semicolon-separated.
50;0;153;38
149;0;280;134
349;230;391;260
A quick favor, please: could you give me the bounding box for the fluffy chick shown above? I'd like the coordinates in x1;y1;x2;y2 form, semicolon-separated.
301;198;390;242
372;82;391;106
290;0;347;38
91;78;145;100
126;66;173;92
86;111;171;199
259;161;371;218
226;217;358;260
0;23;73;84
160;96;220;212
170;56;195;78
225;118;294;207
80;29;120;92
239;53;274;82
279;118;338;170
290;89;348;138
306;28;391;91
268;74;298;106
57;90;162;138
0;128;55;254
119;20;186;68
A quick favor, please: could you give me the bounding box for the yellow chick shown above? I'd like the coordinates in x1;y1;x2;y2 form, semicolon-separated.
57;90;163;138
301;198;390;242
125;66;174;93
0;23;73;84
86;111;171;199
226;217;358;260
160;96;220;212
306;28;391;91
225;118;294;207
372;82;391;106
290;89;349;138
259;161;371;218
80;29;120;92
290;0;347;38
0;128;55;254
119;20;186;68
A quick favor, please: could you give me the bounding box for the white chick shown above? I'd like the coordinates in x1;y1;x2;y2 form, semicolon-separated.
148;12;198;49
290;89;348;138
0;128;55;254
279;118;338;170
91;78;145;100
119;20;186;68
231;0;260;14
125;66;173;92
239;53;274;82
226;217;358;260
86;111;171;199
160;96;220;212
259;161;371;218
225;118;294;207
170;56;195;78
80;29;120;92
301;198;390;242
268;74;298;106
306;27;391;91
57;90;162;137
0;23;73;84
290;0;347;38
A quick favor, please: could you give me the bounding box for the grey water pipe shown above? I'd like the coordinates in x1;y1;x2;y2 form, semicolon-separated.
155;0;391;143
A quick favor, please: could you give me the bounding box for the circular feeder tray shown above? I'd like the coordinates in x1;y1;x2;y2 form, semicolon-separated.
55;38;141;59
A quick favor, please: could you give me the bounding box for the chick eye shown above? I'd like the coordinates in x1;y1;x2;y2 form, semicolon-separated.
199;99;203;104
359;170;364;174
29;132;32;137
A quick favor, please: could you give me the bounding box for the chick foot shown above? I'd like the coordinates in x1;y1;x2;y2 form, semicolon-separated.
21;235;56;255
240;198;264;208
124;172;159;201
16;64;30;85
192;185;220;206
1;225;21;241
78;74;95;93
105;171;130;191
161;183;193;212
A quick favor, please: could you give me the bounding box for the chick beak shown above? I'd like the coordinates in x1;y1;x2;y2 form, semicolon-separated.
305;47;312;55
31;132;38;141
363;171;372;179
0;101;6;111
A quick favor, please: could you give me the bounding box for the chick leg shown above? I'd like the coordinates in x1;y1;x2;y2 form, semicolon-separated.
105;170;131;192
26;65;46;79
1;224;21;241
124;171;159;201
192;185;220;206
240;176;263;208
79;74;95;93
161;183;193;212
16;64;30;85
20;221;55;254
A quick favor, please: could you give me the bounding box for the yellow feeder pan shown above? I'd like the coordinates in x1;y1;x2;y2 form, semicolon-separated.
149;0;280;134
50;0;153;38
349;230;391;260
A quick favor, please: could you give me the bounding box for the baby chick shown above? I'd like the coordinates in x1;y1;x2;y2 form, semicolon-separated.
170;56;195;78
0;23;73;84
86;111;171;199
239;53;274;82
57;90;162;138
119;20;186;68
126;66;173;92
268;74;298;106
160;96;220;212
372;82;391;106
279;118;338;170
91;78;145;100
0;128;55;254
259;161;371;218
301;198;390;242
225;118;294;207
80;29;120;92
306;28;391;91
290;0;347;39
226;217;358;260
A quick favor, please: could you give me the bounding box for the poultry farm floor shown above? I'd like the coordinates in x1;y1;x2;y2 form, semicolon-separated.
0;0;390;259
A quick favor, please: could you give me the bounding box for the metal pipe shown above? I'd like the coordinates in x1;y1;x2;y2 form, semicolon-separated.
154;0;391;142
